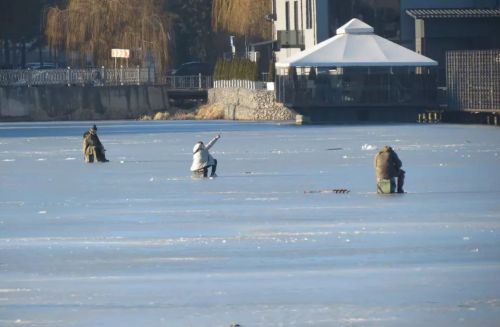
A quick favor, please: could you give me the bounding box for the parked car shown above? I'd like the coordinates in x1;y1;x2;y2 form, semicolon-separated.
169;61;210;76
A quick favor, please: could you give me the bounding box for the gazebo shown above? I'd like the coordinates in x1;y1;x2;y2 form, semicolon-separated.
275;18;439;122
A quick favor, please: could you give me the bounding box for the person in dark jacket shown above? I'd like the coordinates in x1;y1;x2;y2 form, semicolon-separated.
374;145;405;193
82;125;108;163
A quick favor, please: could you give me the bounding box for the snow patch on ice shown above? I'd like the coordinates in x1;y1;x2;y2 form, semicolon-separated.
361;144;376;151
341;317;397;323
253;231;331;238
443;143;467;148
0;201;25;207
0;289;32;293
2;159;15;162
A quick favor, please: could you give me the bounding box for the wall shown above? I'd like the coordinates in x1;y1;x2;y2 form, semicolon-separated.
208;88;295;121
0;85;170;121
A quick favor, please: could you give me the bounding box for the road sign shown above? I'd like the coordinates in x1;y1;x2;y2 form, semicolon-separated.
111;49;130;59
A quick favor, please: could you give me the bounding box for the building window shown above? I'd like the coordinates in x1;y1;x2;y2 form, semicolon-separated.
294;1;299;30
285;1;290;31
306;0;312;29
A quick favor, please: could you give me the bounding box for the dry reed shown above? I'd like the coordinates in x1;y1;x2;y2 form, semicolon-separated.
172;111;196;120
196;104;225;120
153;111;171;120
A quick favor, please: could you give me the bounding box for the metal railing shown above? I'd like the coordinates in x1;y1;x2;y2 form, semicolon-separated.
0;67;155;87
162;75;212;89
0;68;217;92
213;79;267;90
221;51;260;62
276;73;437;107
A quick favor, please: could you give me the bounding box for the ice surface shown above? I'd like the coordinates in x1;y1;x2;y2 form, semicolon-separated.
1;121;500;327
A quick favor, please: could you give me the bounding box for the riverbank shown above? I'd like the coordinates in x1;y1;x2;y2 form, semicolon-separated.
140;87;297;121
0;85;296;122
0;85;170;121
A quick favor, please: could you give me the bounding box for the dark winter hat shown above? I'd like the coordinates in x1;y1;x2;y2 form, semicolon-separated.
91;124;97;130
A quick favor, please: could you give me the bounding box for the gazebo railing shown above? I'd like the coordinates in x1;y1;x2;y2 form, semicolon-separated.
276;72;437;107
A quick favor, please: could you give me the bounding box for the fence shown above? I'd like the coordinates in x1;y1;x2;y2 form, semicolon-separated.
221;51;260;62
0;67;272;93
162;75;212;89
213;79;267;90
446;49;500;112
0;67;155;87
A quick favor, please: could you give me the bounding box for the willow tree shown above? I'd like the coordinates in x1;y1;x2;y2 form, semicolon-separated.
212;0;271;40
46;0;170;72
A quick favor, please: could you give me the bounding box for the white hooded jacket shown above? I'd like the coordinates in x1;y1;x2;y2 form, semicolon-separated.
190;136;219;171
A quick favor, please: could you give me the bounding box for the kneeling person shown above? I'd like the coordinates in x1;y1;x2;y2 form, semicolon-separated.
83;125;108;163
191;134;220;178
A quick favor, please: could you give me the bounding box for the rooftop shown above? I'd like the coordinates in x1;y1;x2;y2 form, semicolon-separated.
406;8;500;19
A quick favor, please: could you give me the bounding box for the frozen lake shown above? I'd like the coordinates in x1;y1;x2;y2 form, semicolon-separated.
1;120;500;327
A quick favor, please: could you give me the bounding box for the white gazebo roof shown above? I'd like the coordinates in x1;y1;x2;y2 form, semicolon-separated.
276;18;438;68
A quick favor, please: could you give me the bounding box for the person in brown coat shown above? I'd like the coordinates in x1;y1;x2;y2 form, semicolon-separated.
374;145;405;193
82;125;108;163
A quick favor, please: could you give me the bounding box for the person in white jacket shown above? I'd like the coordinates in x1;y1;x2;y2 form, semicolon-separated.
190;134;220;178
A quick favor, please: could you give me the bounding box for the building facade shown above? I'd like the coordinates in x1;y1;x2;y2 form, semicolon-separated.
274;0;500;82
273;0;402;64
401;0;500;85
273;0;329;64
272;0;500;117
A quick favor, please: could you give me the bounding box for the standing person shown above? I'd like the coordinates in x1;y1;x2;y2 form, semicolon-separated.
82;124;108;163
374;145;405;193
190;134;221;178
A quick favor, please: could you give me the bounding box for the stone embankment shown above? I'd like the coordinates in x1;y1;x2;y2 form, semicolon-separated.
0;85;169;121
1;84;294;122
208;87;295;121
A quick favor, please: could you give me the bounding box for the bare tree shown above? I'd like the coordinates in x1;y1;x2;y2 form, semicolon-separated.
212;0;271;40
46;0;171;72
167;0;213;66
0;0;46;68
